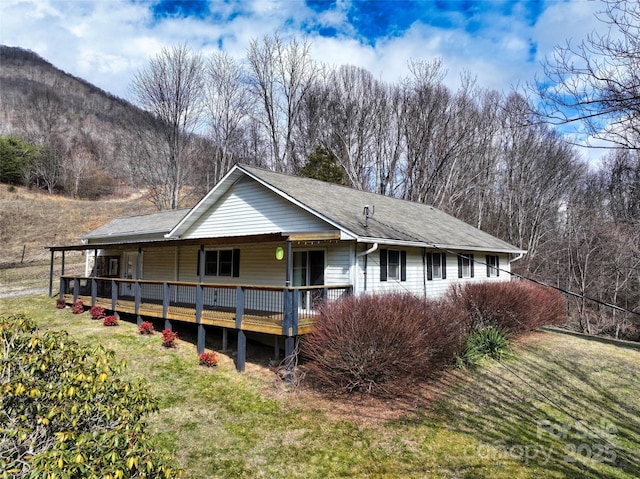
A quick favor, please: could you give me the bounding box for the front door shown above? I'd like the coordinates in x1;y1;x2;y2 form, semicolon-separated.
293;250;325;310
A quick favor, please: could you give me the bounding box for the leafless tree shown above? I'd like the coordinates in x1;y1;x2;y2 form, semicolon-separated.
247;33;317;172
533;0;640;150
130;44;204;210
202;52;252;187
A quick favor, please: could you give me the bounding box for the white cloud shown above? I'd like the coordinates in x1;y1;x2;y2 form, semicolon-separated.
0;0;607;106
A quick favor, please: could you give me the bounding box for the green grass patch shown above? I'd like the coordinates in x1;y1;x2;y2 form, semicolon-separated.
2;294;639;478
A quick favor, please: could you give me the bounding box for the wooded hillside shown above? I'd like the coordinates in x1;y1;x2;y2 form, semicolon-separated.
1;41;638;341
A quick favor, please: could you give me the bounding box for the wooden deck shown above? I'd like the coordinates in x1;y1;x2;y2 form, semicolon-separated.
61;277;351;338
69;294;317;335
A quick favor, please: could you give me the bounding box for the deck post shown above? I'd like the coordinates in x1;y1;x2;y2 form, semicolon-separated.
284;291;299;380
236;330;246;372
59;276;65;300
284;337;295;366
73;278;79;303
111;279;119;319
162;282;170;318
163;281;172;330
222;328;228;351
282;288;292;336
291;290;299;336
273;336;279;360
196;283;205;354
235;286;245;372
61;251;65;277
49;250;55;297
134;280;142;326
91;278;97;307
235;286;244;327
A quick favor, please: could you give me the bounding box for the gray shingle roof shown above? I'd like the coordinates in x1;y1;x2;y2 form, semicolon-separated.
82;208;189;240
239;165;522;253
84;164;522;254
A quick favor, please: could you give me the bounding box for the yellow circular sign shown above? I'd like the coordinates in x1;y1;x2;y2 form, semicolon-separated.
275;246;284;260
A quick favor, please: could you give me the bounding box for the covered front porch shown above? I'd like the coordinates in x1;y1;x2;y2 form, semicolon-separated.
49;232;353;371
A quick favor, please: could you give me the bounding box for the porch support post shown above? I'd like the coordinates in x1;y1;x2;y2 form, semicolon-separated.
91;278;97;307
93;249;98;276
198;245;205;282
59;276;65;301
196;283;205;354
61;251;65;277
48;250;54;297
284;290;299;379
135;248;142;325
235;286;245;372
162;282;171;330
134;280;141;326
162;283;172;329
111;279;119;319
73;278;79;303
285;240;292;287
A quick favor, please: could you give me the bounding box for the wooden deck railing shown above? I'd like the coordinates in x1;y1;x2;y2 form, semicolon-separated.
59;276;352;370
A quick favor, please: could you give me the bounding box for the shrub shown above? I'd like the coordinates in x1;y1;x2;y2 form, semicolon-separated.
448;281;566;335
199;351;219;367
103;315;118;326
89;305;105;320
55;298;66;309
161;329;178;348
457;326;511;368
302;293;464;397
139;321;155;335
0;314;181;477
70;300;84;314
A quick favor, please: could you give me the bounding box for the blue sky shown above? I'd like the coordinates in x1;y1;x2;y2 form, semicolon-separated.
0;0;606;156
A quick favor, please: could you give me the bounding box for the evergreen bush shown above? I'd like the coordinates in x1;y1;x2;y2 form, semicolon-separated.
0;314;181;478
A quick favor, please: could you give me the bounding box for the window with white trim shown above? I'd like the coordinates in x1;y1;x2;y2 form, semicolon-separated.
380;249;407;282
458;254;474;278
427;252;446;280
486;255;500;277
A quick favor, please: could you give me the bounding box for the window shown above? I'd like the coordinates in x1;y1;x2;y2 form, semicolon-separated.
197;249;240;277
426;252;446;280
380;249;407;282
458;254;474;278
486;255;500;277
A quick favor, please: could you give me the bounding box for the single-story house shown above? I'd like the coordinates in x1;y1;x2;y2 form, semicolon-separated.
49;163;525;371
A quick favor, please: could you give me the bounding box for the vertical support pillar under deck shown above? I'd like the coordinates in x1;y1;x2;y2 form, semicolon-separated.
49;250;55;297
235;286;245;372
196;283;205;354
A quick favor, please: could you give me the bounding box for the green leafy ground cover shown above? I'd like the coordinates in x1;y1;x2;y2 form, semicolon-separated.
2;294;639;479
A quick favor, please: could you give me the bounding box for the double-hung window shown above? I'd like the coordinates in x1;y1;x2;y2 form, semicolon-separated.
486;255;500;277
426;252;446;280
380;249;407;282
198;249;240;277
458;253;474;278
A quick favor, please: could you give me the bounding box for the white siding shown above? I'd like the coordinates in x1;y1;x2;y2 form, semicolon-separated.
183;177;330;239
356;247;512;298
